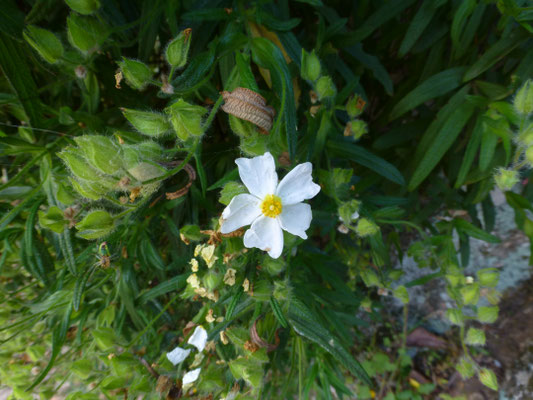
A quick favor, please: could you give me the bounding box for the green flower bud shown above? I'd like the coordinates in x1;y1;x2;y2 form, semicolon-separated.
518;122;533;146
301;49;321;82
346;95;366;118
23;25;64;64
58;147;102;181
38;206;67;234
165;99;207;141
127;162;166;188
121;108;172;138
477;268;499;288
165;29;192;69
338;199;360;225
315;76;336;100
135;141;164;161
118;58;153;90
65;0;100;15
344;120;368;140
203;271;221;291
76;210;115;239
67;14;108;53
228;115;256;138
239;131;268;156
69;177;105;200
75;135;123;175
514;79;533;116
263;257;285;276
494;168;519;191
355;218;379;237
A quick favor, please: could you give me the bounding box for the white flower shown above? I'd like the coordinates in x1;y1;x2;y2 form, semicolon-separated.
166;346;191;365
182;367;201;385
220;152;320;258
188;326;207;352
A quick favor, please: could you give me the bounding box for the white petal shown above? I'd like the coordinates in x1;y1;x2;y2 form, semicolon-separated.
279;203;312;239
276;162;320;205
182;367;201;385
187;326;207;352
166;347;191;365
243;215;284;259
351;211;360;220
220;194;261;234
235;152;278;198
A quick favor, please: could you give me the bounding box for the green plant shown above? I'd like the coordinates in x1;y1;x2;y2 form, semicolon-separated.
1;0;532;399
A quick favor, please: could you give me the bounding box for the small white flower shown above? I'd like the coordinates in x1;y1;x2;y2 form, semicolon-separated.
182;367;201;385
166;346;191;365
220;152;320;259
188;326;207;352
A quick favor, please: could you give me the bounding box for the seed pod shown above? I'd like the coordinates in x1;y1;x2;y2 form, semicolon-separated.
221;87;275;133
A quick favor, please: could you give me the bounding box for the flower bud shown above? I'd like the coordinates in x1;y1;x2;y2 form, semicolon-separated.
344;120;368;140
58;147;103;181
301;49;321;82
117;58;152;90
75;135;123;175
165;29;192;69
165;99;207;141
514;79;533;116
75;65;87;79
338;199;360;225
494;168;519;191
23;25;64;64
121;108;172;138
355;218;379;237
346;95;366;118
263;257;285;276
67;14;107;53
517;122;533;146
76;210;115;239
315;76;336;100
69;177;106;200
65;0;100;14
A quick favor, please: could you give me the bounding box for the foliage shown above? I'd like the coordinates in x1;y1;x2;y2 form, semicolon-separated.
0;0;532;399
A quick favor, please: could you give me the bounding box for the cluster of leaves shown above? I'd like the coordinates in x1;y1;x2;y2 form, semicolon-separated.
1;0;532;399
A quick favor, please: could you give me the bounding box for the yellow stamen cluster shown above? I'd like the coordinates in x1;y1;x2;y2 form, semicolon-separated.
260;194;282;218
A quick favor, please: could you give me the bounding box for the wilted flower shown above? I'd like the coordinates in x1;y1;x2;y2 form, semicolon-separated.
182;367;201;385
220;152;320;258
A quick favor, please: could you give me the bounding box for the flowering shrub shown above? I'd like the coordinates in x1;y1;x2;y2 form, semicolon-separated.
0;0;532;399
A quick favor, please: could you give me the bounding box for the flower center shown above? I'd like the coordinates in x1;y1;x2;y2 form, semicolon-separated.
260;194;282;218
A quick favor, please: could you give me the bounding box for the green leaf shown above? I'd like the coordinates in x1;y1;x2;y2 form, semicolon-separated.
408;89;475;190
327;139;405;186
287;298;372;386
465;327;486;346
390;67;466;121
477;306;498;324
38;206;66;234
0;32;42;126
463;32;526;82
349;0;417;43
345;44;393;95
454;218;500;243
23;25;64;64
73;265;96;311
455;116;483;188
75;210;115;240
450;0;476;52
171;49;215;94
252;37;297;160
0;0;24;38
478;368;498;391
398;0;447;57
